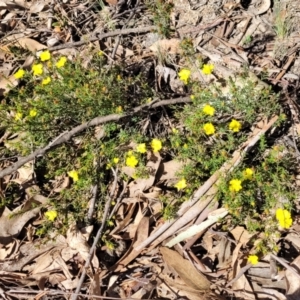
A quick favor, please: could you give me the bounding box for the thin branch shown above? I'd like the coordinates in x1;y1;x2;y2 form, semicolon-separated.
72;169;119;300
48;26;156;51
0;97;191;179
270;253;300;280
87;184;98;223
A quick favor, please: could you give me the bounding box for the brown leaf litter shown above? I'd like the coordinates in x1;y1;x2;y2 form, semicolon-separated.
0;0;300;299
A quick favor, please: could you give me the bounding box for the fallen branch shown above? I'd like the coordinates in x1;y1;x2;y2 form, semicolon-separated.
48;26;156;51
0;97;191;179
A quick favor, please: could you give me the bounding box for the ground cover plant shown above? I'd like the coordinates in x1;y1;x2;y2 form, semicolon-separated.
0;0;300;299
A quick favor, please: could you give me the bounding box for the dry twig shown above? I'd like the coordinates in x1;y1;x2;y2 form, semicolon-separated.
48;26;156;51
0;97;191;178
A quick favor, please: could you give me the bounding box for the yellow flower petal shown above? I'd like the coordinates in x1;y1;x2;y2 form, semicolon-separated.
248;255;259;265
178;69;191;85
40;50;51;61
243;168;253;179
203;104;215;116
15;112;23;121
151;138;162;152
202;64;214;75
172;128;179;134
45;210;57;221
229;179;242;192
68;170;79;182
276;208;293;229
126;155;138;167
32;63;43;76
136;143;147;153
229;119;242;132
55;56;67;68
116;106;123;113
42;76;51;85
203;123;215;135
14;69;25;79
174;179;187;191
29;109;37;117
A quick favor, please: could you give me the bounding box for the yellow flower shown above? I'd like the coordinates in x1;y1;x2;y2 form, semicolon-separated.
174;179;187;191
106;240;115;250
190;95;195;100
15;112;23;121
183;143;188;149
243;168;253;179
126;155;138;167
116;106;123;113
203;123;215;135
117;75;121;81
14;69;25;79
151;138;162;152
229;119;242;132
202;64;214;75
136;143;147;154
203;104;215;116
276;208;293;229
68;170;79;182
229;179;242;192
42;76;51;85
45;210;57;222
55;56;67;68
98;50;104;56
40;50;51;61
248;255;259;265
113;158;119;164
29;109;37;117
172;128;179;134
178;69;191;84
32;63;43;76
107;219;114;226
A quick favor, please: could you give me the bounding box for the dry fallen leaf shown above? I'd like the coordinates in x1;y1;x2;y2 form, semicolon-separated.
67;224;99;268
0;239;19;260
0;0;28;9
110;216;149;272
231;226;253;245
286;256;300;299
285;232;300;250
104;0;118;5
0;74;18;96
160;247;211;291
248;0;271;15
149;38;181;54
128;152;162;197
231;259;256;299
13;37;46;52
156;65;183;93
0;206;41;245
156;159;187;181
